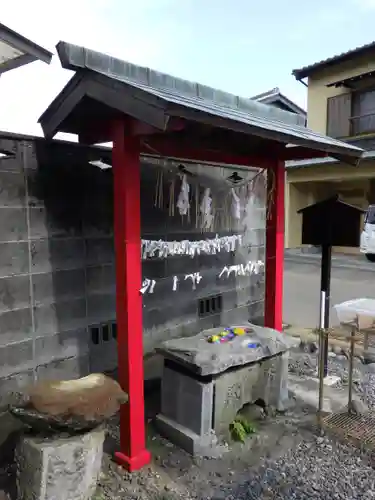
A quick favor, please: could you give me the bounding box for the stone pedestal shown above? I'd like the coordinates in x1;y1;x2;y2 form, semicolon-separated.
16;428;105;500
155;324;297;455
155;366;218;456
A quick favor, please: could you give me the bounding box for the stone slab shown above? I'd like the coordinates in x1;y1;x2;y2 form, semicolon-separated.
156;322;299;376
16;428;105;500
161;366;213;436
214;362;260;433
155;414;226;458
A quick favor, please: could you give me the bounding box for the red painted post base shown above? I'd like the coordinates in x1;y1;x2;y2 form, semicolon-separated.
114;449;152;472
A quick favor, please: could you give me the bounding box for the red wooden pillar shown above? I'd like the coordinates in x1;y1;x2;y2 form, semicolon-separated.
264;159;285;331
112;120;151;472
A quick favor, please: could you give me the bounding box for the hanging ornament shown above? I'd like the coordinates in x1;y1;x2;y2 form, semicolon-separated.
200;188;214;231
218;260;265;279
172;276;179;291
176;174;190;216
184;272;202;290
231;188;241;220
140;279;156;294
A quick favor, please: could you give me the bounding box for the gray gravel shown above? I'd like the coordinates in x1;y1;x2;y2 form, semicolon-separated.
220;436;375;500
94;347;375;500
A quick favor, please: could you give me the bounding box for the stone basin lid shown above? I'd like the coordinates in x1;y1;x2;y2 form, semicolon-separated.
156;323;299;376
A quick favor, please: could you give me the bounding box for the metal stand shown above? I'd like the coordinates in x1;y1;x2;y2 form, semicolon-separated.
318;325;355;423
348;327;355;414
319;244;332;378
318;318;375;449
317;328;327;427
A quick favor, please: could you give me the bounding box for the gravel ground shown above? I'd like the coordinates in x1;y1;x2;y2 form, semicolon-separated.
94;347;375;500
220;436;375;500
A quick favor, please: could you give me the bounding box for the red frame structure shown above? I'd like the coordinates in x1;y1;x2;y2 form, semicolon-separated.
38;41;363;472
112;134;285;470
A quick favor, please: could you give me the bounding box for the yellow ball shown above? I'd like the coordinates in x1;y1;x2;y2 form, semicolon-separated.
233;327;246;336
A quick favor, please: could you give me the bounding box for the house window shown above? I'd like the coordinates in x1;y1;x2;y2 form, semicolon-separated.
327;89;375;138
351;89;375;135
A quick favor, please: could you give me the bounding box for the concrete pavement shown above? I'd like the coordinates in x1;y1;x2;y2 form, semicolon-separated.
284;248;375;272
283;256;375;329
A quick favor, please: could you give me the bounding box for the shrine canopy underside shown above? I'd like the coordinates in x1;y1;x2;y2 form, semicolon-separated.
39;41;363;168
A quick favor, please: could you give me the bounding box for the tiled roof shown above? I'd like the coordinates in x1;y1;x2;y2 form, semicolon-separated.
39;41;363;166
292;40;375;80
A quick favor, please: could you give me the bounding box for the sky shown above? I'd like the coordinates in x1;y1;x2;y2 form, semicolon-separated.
1;0;375;138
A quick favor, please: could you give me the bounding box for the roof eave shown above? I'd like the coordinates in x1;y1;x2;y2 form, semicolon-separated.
40;41;364;166
292;42;375;81
0;22;53;72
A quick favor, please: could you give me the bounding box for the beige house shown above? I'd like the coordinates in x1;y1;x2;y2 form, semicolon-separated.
286;41;375;252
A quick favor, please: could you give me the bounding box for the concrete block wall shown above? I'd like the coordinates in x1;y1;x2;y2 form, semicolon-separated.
0;133;266;405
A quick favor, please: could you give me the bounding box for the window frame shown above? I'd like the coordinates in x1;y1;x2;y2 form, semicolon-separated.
350;87;375;136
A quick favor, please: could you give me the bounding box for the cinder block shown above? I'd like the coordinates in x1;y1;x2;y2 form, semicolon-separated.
82;207;113;237
0;207;28;242
0;171;26;207
87;293;116;323
0;275;31;313
32;269;86;306
0;308;33;346
0;242;29;277
0;340;34;378
33;298;87;336
29;206;82;240
35;329;89;366
31;238;85;273
86;265;115;294
16;428;105;500
36;356;90;381
0;370;34;410
85;237;114;266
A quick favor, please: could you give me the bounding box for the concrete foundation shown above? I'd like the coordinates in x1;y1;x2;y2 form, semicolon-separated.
15;428;105;500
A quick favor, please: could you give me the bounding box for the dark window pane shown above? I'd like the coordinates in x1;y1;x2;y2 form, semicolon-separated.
112;322;117;339
352;90;375;134
102;324;110;342
91;326;100;345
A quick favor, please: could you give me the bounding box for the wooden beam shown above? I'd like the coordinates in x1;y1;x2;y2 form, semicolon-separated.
40;76;87;139
140;136;276;169
79;117;187;145
264;159;285;331
282;147;329;162
112;119;151;472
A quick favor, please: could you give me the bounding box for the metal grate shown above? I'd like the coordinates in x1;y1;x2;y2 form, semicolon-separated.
323;411;375;449
89;322;117;345
198;294;223;318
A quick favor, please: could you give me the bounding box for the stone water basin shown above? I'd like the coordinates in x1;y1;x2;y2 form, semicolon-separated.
155;323;298;456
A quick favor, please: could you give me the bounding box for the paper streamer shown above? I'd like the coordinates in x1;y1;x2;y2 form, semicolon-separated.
219;260;264;278
140;278;156;294
141;234;243;260
184;272;202;290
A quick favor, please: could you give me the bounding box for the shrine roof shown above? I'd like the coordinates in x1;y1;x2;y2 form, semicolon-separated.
0;22;52;74
39;41;363;166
